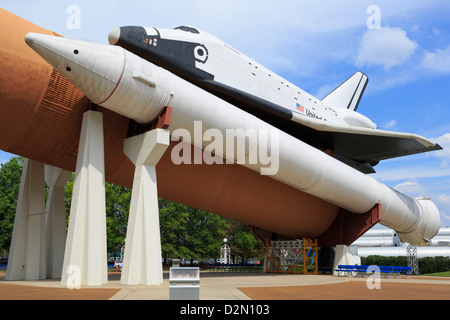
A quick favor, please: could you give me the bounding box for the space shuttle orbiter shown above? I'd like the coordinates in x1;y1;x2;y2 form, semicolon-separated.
108;25;441;174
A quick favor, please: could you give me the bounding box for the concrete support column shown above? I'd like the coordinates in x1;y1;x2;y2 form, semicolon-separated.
6;159;46;281
61;110;107;287
120;129;170;285
45;165;71;279
332;245;357;276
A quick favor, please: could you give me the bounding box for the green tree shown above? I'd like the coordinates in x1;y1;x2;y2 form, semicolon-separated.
227;220;265;263
182;206;229;262
0;156;23;254
159;199;229;263
159;199;189;261
105;183;131;254
64;173;74;224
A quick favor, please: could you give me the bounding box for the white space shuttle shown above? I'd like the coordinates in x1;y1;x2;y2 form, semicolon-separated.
108;25;441;174
24;25;442;245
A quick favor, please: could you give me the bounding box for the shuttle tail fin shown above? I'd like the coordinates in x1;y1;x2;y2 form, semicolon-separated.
322;71;368;112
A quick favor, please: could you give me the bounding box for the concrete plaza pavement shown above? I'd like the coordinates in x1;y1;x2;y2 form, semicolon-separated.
1;270;449;300
1;271;347;300
108;272;349;300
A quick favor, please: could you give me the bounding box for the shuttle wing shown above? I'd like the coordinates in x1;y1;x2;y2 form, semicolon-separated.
291;111;442;173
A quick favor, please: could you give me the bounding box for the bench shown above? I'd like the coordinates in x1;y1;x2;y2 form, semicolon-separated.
380;265;412;276
335;265;411;277
335;265;369;277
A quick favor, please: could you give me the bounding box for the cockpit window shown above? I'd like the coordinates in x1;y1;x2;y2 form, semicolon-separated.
174;26;200;34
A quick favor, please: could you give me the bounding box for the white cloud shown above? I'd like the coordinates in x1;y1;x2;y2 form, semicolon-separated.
440;212;450;227
382;120;397;129
435;194;450;226
431;133;450;167
437;194;450;204
374;164;450;182
422;46;450;74
394;181;427;197
432;28;442;37
355;27;418;69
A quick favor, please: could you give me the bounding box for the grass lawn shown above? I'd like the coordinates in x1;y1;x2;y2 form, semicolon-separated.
421;271;450;277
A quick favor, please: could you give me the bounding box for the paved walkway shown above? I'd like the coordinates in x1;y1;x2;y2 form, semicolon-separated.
1;271;449;300
109;272;353;300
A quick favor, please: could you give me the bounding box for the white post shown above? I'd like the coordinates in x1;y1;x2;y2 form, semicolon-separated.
332;245;356;276
45;165;72;279
120;129;170;285
220;238;231;265
61;110;107;287
6;159;46;281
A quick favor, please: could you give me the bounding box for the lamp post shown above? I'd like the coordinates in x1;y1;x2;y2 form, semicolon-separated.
220;238;230;264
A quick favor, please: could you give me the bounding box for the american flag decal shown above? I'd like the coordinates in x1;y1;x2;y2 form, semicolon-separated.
296;103;305;113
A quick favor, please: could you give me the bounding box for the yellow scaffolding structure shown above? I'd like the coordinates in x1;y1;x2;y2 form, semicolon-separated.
265;238;318;275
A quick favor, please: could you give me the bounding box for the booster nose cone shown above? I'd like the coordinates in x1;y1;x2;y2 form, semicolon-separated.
25;32;173;124
24;32;37;46
25;32;65;64
25;32;126;105
108;28;121;45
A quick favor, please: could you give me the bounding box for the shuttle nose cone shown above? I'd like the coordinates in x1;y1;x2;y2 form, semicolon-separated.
108;28;121;45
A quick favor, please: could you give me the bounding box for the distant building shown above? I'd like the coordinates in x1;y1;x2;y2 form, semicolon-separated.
352;227;450;258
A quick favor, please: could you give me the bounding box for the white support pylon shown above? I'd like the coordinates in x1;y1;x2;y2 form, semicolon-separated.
332;245;356;276
6;159;46;281
45;165;72;279
120;129;170;285
61;110;107;287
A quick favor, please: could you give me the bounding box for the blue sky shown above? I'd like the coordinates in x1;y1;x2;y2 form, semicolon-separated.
1;1;450;227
